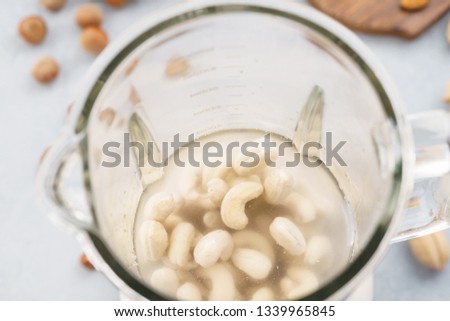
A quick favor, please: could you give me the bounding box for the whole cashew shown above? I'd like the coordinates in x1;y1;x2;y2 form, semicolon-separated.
138;220;168;261
176;282;203;301
231;248;273;280
179;166;214;209
207;178;229;207
140;191;176;221
168;222;196;267
282;193;316;223
284;268;319;299
201;264;236;301
163;214;183;232
263;169;293;205
194;230;234;268
220;182;263;230
304;235;332;267
251;287;275;301
269;217;306;256
150;267;180;297
232;230;275;263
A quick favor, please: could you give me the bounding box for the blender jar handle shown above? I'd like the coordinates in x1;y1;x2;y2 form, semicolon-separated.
393;109;450;242
37;132;96;234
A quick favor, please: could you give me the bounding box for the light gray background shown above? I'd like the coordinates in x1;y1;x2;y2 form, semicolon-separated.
0;0;449;300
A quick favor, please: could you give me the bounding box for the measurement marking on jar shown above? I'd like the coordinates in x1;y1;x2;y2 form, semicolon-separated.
184;67;217;79
189;86;219;98
183;47;215;59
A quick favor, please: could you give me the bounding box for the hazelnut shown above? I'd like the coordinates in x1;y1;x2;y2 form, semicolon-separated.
18;16;47;45
400;0;429;11
105;0;127;7
409;231;450;271
76;4;104;28
80;254;95;270
80;27;108;55
40;0;66;11
32;56;59;83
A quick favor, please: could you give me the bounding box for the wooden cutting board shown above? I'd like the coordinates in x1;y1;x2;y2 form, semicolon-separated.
309;0;450;39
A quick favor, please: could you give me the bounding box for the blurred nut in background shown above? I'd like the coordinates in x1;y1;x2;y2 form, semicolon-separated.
80;27;108;55
409;231;450;271
400;0;429;11
80;254;95;271
18;16;47;45
443;80;450;103
105;0;128;7
32;56;59;83
76;4;104;28
40;0;66;12
165;57;189;77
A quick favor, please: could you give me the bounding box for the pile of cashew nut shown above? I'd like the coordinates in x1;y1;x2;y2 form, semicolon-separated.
136;147;333;300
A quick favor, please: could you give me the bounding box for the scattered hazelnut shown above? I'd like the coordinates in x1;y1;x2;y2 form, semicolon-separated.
400;0;429;11
80;254;95;271
18;16;47;45
105;0;128;7
76;4;104;28
409;231;450;271
40;0;66;12
32;56;59;83
444;80;450;104
80;27;108;55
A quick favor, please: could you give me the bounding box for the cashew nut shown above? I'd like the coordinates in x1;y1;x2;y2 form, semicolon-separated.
269;217;306;256
284;268;319;299
176;282;203;301
138;220;168;261
304;235;332;267
163;214;183;232
201;264;236;301
178;166;214;209
150;267;179;297
194;230;234;268
140;191;176;221
231;248;272;280
220;182;263;230
207;178;229;207
203;210;223;229
168;222;196;267
282;193;316;223
251;287;275;301
232;230;275;263
263;169;293;204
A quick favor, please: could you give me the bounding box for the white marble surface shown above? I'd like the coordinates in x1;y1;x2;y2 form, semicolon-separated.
0;0;449;300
